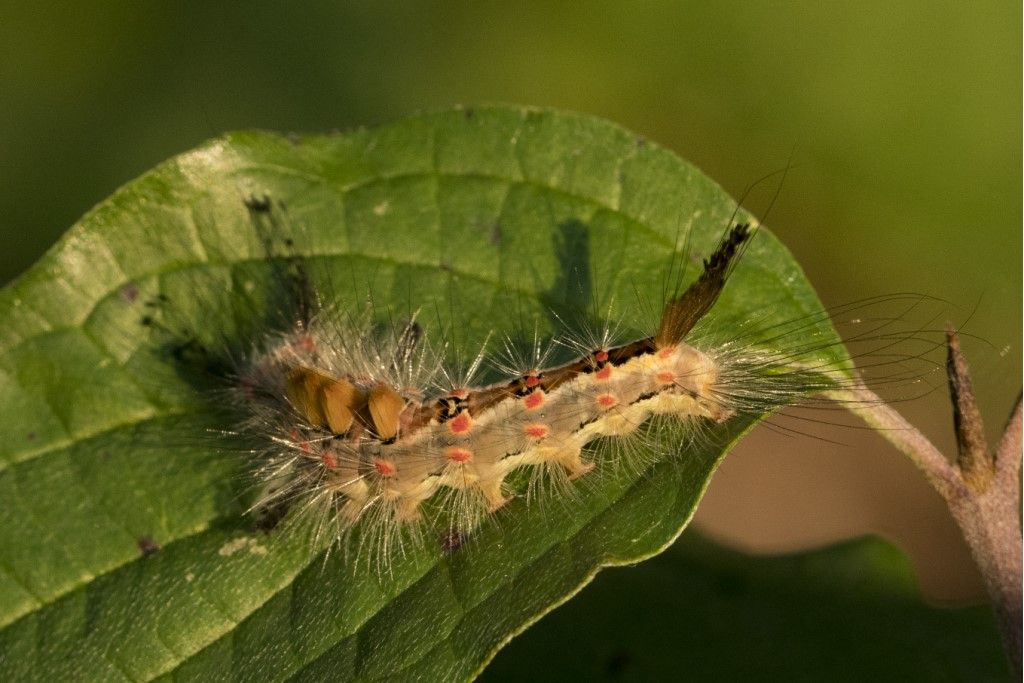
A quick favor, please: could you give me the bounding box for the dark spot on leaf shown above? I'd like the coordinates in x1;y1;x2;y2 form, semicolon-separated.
441;530;467;554
25;431;35;441
137;536;161;556
254;502;289;533
464;107;475;119
489;222;502;246
244;194;272;213
143;294;167;309
119;284;139;304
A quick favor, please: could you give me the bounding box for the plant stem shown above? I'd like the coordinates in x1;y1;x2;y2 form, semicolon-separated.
826;341;1022;676
827;383;966;500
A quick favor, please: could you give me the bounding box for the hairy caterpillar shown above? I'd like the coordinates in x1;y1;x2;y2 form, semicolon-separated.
140;191;922;568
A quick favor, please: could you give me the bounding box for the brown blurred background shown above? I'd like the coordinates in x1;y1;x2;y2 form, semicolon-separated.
1;1;1019;602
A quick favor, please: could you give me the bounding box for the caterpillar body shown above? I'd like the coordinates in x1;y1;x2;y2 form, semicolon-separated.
170;213;852;563
249;234;735;511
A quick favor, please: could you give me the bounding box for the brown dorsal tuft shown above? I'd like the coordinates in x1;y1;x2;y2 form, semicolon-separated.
367;383;407;442
320;377;366;434
655;223;752;348
286;367;332;428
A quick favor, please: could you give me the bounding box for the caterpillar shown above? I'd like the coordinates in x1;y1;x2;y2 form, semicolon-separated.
141;191;912;568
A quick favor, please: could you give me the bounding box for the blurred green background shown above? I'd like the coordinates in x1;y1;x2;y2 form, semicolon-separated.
1;0;1019;602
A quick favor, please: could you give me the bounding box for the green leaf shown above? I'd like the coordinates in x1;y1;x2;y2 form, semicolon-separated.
0;106;845;680
483;533;1009;681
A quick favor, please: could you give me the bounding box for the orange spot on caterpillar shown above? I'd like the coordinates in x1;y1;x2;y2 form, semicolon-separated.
373;459;396;477
449;411;473;434
449;388;469;400
596;393;617;409
523;391;545;410
657;346;676;359
296;334;316;353
594;349;609;363
595;365;613;381
288;430;313;454
525;424;549;439
656;371;675;385
322;452;339;468
525;374;540;388
445;447;473;463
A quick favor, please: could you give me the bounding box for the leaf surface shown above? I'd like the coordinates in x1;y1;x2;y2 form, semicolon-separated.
0;107;844;680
